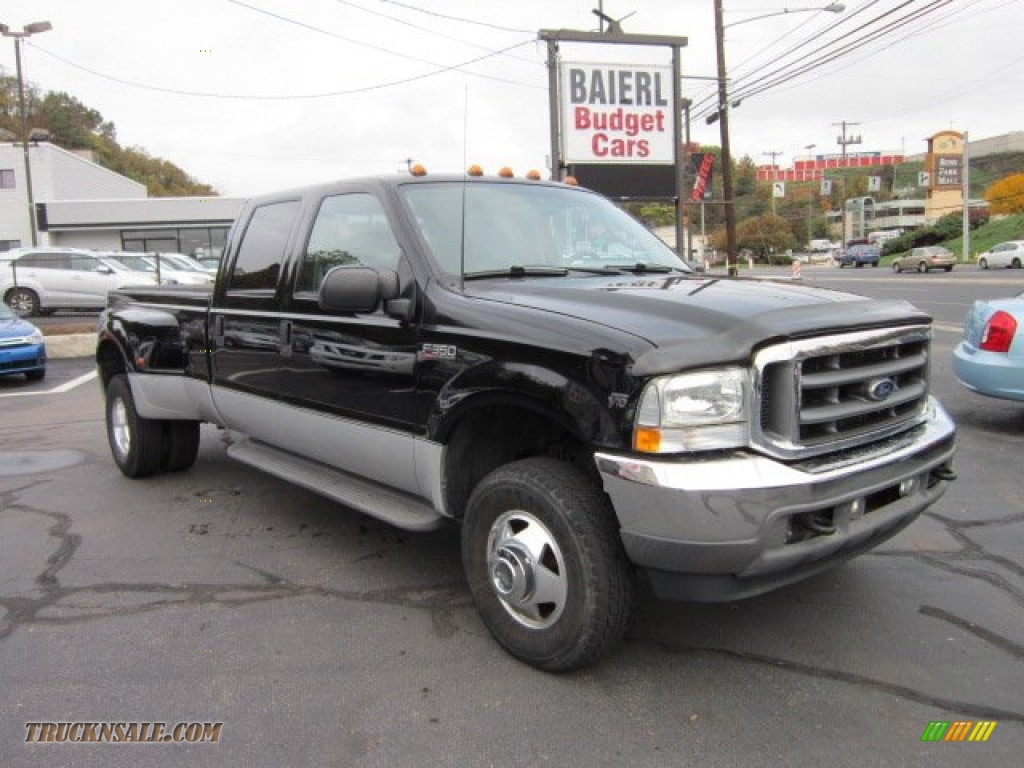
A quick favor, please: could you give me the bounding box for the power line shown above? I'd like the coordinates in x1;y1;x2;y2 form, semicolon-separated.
326;0;537;63
373;0;533;33
28;38;538;100
224;0;537;88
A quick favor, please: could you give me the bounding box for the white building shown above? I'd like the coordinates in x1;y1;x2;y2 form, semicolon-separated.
1;140;243;257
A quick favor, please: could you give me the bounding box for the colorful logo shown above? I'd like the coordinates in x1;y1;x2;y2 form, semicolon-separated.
921;721;997;742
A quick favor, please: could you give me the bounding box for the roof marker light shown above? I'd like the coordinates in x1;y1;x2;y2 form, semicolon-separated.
410;164;428;177
467;164;484;177
498;166;514;178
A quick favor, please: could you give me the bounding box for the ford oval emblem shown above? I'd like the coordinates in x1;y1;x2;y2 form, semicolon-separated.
867;377;897;401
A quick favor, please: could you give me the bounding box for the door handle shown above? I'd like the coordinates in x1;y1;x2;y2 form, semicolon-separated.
279;319;292;358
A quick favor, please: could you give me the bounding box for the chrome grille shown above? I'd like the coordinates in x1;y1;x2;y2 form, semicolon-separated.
753;326;932;459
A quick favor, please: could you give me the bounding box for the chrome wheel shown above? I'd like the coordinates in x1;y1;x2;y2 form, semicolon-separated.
110;396;131;459
487;510;567;629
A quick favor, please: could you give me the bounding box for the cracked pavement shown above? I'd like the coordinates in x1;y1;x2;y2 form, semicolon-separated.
1;352;1021;767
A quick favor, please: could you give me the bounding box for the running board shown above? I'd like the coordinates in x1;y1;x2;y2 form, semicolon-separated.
226;437;444;532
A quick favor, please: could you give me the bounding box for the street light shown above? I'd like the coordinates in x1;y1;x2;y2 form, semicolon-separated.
726;4;845;28
712;2;844;276
1;20;53;247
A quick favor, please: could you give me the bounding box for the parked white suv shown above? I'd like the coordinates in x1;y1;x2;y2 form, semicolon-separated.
1;247;155;316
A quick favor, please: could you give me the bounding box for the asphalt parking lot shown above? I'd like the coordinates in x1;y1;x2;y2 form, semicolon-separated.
1;294;1022;767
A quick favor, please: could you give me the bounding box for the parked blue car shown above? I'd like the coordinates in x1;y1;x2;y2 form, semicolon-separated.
953;292;1024;402
0;301;46;381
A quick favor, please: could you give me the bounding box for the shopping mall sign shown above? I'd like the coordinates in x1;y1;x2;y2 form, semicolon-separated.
560;63;674;164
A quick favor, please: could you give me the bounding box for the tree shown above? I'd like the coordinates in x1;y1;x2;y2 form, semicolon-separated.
985;174;1024;214
736;214;797;262
0;68;216;196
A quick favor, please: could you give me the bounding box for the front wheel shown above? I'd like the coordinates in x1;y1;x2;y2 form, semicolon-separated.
106;374;163;478
892;263;901;273
978;257;988;269
462;458;637;672
1013;258;1022;269
917;261;928;273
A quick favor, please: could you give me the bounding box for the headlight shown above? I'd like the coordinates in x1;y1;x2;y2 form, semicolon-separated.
634;368;749;453
29;329;44;345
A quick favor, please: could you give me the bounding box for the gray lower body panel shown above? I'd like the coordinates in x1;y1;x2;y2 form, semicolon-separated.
595;398;956;601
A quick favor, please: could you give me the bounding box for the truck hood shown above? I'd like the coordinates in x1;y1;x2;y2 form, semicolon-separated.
468;274;930;375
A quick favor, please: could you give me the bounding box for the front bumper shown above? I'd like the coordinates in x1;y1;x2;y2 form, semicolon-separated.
594;398;956;601
0;342;46;376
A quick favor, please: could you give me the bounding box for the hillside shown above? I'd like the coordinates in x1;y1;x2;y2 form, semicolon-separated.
0;72;216;197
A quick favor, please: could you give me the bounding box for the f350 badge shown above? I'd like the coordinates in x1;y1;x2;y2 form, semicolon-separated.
420;343;457;360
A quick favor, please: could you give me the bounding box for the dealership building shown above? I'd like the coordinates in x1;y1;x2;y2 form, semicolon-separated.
1;139;243;257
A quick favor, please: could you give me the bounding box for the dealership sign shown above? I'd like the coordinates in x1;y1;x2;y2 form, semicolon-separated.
560;62;674;165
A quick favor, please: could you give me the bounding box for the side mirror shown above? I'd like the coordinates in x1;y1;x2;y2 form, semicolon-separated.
97;266;115;274
318;266;399;314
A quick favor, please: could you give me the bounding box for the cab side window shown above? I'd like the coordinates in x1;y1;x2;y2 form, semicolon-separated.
227;200;300;293
296;193;401;294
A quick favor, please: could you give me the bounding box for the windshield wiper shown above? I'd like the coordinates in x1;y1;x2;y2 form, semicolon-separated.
599;263;688;274
463;266;569;280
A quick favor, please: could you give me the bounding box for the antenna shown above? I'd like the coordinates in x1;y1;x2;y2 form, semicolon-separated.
459;85;469;292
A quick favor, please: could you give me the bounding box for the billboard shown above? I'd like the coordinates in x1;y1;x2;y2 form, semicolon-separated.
560;62;674;165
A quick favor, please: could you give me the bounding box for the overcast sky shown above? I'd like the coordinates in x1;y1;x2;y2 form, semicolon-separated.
3;0;1021;197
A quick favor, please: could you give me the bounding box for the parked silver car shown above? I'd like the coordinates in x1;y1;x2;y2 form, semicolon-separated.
977;240;1024;270
1;247;155;316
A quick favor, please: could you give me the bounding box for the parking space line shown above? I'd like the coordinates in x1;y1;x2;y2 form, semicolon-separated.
0;370;97;398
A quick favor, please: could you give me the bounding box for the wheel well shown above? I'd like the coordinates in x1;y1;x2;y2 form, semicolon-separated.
442;405;593;520
96;340;127;392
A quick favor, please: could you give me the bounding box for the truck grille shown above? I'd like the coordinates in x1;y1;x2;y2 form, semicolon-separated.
753;326;932;460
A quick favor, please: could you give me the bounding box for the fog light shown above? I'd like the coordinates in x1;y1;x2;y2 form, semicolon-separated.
899;477;920;497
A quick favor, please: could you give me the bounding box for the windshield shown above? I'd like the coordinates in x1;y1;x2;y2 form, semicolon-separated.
400;181;686;276
107;254;156;272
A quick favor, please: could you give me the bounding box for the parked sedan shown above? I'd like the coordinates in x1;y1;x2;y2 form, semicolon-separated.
0;301;46;381
977;240;1024;270
953;291;1024;402
892;245;955;273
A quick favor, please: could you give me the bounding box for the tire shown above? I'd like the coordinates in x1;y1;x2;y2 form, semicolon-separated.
161;420;200;472
1013;258;1022;269
105;374;163;478
855;262;863;268
944;265;953;272
917;262;928;273
159;421;199;475
979;257;988;269
462;457;637;672
871;261;878;268
892;263;901;273
25;368;46;382
5;287;40;317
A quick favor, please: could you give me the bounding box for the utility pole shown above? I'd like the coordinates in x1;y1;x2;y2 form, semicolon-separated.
714;0;738;276
962;130;970;263
805;143;816;247
833;120;861;244
763;150;783;215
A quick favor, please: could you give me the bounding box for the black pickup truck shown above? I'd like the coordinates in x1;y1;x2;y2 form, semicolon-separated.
97;173;956;671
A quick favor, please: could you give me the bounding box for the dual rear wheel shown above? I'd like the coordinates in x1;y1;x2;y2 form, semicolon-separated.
105;374;199;477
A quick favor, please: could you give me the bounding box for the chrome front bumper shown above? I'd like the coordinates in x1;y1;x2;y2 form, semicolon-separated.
594;398;956;601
